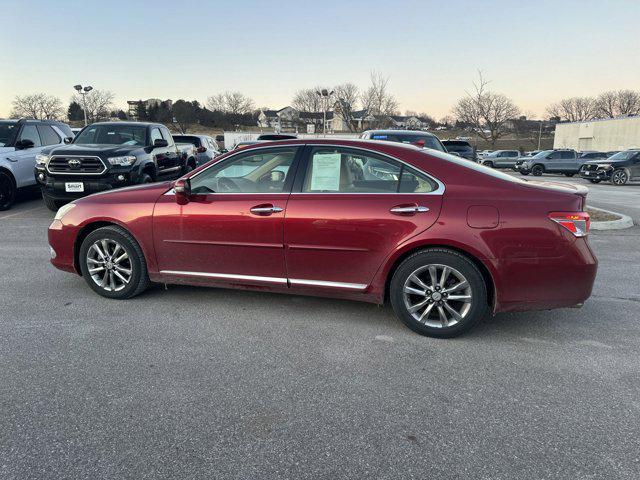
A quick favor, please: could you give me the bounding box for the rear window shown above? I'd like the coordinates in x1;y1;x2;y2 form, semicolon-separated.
368;133;445;152
173;135;201;147
442;141;473;153
37;125;61;146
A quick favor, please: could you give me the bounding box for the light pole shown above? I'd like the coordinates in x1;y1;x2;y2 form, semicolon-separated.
316;89;334;136
74;84;93;126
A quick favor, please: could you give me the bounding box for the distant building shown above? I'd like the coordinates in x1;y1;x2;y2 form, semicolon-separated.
553;116;640;151
127;99;173;120
258;106;333;132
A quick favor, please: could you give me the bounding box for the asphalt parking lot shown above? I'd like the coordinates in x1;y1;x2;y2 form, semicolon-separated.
1;187;639;479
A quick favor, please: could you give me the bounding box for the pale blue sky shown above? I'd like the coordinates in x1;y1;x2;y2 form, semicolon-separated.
1;0;639;119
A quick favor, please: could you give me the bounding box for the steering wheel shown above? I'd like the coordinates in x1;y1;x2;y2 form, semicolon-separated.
217;177;241;193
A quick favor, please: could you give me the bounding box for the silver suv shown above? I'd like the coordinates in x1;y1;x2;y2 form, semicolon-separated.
0;119;73;210
515;149;580;177
481;150;520;169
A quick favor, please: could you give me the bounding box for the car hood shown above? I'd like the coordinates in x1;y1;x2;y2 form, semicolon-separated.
583;159;624;166
77;180;174;204
46;143;144;156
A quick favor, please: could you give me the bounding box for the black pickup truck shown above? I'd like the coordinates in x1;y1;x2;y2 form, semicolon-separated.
35;122;197;210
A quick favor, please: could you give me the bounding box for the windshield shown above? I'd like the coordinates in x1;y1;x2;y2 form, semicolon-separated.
74;124;148;146
173;135;201;147
531;150;552;159
0;121;17;147
369;133;445;152
608;150;638;161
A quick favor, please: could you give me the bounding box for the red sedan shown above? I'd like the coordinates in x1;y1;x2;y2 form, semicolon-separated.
48;140;597;337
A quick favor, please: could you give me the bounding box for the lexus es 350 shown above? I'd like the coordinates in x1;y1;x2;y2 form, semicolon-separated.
47;140;597;338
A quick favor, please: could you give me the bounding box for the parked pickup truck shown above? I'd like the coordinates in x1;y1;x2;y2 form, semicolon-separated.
35;122;197;210
480;149;521;169
515;149;582;177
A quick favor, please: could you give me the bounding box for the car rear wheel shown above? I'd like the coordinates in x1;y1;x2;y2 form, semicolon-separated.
589;179;601;184
0;171;16;211
531;165;544;176
564;173;575;177
611;169;629;185
519;171;529;176
390;249;488;338
139;173;153;184
79;226;150;299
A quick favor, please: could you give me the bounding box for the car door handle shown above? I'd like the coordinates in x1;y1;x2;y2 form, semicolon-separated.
390;204;430;215
250;204;283;216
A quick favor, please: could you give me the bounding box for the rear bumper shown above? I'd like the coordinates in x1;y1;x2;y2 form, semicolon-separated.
493;238;597;313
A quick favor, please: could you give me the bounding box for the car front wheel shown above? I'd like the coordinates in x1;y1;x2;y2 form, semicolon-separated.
531;165;544;176
390;249;488;338
0;171;16;211
79;226;150;299
589;179;601;184
611;169;629;186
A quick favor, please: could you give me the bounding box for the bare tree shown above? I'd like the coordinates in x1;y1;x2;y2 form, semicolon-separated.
596;89;640;118
546;96;597;122
291;87;324;112
71;90;115;122
452;71;520;147
360;71;399;116
333;82;360;132
206;92;254;114
11;93;63;120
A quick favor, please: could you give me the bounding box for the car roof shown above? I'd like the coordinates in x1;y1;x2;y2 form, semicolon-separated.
365;129;437;137
90;121;159;127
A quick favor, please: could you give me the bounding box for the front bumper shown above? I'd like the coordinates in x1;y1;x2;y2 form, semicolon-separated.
35;166;140;200
579;169;612;181
515;162;531;173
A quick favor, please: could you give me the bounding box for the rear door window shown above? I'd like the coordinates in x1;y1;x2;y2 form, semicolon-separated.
37;125;61;146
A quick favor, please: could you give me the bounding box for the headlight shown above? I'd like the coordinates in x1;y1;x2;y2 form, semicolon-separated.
35;154;50;166
54;203;76;221
107;155;136;166
596;164;613;169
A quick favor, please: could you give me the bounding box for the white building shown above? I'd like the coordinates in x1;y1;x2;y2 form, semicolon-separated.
554;116;640;151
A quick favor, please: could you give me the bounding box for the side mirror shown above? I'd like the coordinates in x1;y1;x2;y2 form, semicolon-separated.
153;138;169;148
64;137;73;144
174;178;191;205
17;139;35;150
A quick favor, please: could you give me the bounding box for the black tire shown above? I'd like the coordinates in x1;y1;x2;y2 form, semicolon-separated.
78;225;150;299
531;164;544;176
390;248;488;338
520;171;529;176
611;169;628;186
564;173;575;177
0;171;16;211
139;173;153;184
483;161;494;168
43;193;62;212
589;179;601;184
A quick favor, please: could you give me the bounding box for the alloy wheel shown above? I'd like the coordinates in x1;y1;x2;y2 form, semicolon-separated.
612;170;628;185
86;239;133;292
402;264;472;328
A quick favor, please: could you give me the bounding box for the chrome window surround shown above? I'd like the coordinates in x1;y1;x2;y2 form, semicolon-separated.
46;155;107;176
177;143;446;196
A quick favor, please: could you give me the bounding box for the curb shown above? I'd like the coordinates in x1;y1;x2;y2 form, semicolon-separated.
588;206;635;231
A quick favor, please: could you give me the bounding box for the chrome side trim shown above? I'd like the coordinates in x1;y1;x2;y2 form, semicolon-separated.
158;270;369;291
160;270;287;284
46;155;107;176
289;278;368;290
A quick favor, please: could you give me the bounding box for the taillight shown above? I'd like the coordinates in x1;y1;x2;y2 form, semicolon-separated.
196;146;206;153
548;212;590;237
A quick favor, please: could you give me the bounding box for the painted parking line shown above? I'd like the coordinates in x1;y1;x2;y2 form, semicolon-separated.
0;206;47;220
